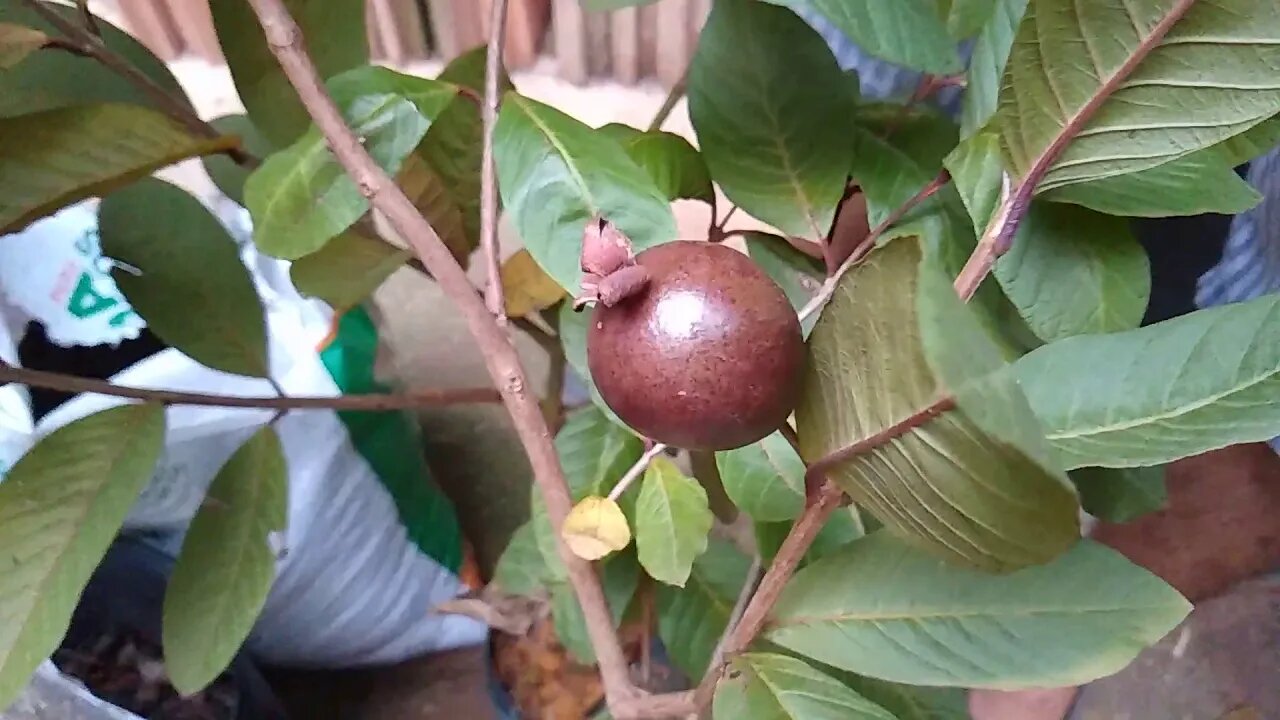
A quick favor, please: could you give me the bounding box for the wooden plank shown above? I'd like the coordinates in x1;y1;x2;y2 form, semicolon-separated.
638;0;658;80
451;0;486;55
610;6;639;85
367;0;391;62
552;0;587;84
655;0;688;88
116;0;182;60
479;0;550;70
426;0;460;59
585;7;610;79
168;0;223;63
387;0;432;63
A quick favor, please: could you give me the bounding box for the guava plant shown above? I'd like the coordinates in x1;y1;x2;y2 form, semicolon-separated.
0;0;1278;718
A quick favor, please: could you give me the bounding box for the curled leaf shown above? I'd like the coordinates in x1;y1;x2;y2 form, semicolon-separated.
561;495;631;560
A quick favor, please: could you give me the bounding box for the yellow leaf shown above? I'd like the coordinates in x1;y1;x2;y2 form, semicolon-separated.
561;495;631;560
0;23;48;70
502;249;566;317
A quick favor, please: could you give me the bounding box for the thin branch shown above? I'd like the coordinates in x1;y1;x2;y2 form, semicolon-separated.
607;442;667;501
240;2;660;717
18;0;254;167
798;170;951;322
804;396;956;486
74;0;100;38
647;68;688;132
691;481;845;708
0;363;501;411
705;556;763;673
480;0;509;323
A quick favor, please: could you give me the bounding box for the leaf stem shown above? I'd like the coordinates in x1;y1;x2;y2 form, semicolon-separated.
798;169;951;322
705;555;762;672
607;442;667;502
240;2;662;717
0;362;502;411
647;68;687;132
481;0;509;324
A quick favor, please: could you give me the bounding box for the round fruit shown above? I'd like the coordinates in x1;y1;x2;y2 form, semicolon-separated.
586;241;805;451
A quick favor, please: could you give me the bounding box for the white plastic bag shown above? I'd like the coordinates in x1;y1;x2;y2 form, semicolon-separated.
0;200;487;668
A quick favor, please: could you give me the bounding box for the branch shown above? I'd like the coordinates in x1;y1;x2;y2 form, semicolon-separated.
18;0;254;166
480;0;509;323
705;555;763;672
647;68;687;132
954;171;1019;300
798;170;951;322
803;396;956;486
606;442;667;501
240;2;659;717
0;363;501;411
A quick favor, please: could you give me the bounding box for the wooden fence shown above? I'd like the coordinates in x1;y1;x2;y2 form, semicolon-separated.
107;0;708;86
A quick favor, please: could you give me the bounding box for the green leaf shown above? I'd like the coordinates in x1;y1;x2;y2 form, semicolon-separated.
635;457;713;586
557;405;644;501
493;522;548;596
396;151;474;266
997;0;1280;193
202;114;275;206
599;123;714;203
212;0;366;147
656;538;752;677
98;179;269;379
795;238;1079;572
764;0;961;74
1070;466;1167;523
1016;293;1280;468
716;431;805;522
690;0;854;241
245;67;457;259
162;427;287;695
558;301;631;430
437;45;512;93
549;552;640;664
0;404;165;707
289;231;410;312
941;0;999;38
767;532;1191;688
1043;149;1260;217
961;0;1027;136
1217;114;1280;165
0;2;187;117
744;233;823;335
714;653;897;720
0;104;238;234
839;676;969;720
494;93;676;292
995;202;1151;341
0;22;46;69
529;494;566;582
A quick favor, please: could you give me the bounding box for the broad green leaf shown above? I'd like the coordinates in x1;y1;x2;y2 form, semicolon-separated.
492;521;548;596
795;238;1079;572
0;23;46;69
548;551;640;664
839;676;969;720
1016;293;1280;468
690;0;854;240
0;2;187;117
212;0;366;146
764;0;961;74
598;123;715;203
716;431;805;522
941;0;999;38
494;93;676;292
162;427;286;695
767;532;1191;688
558;302;631;429
396;151;473;265
634;457;713;586
714;653;897;720
1218;114;1280;165
502;248;566;317
1071;466;1167;523
756;506;867;566
0;404;165;707
0;104;238;234
202;114;275;205
99;179;269;379
656;538;751;677
289;231;410;312
1044;150;1260;217
744;232;823;335
997;0;1280;193
557;406;644;500
961;0;1027;136
995;202;1150;341
245;67;457;259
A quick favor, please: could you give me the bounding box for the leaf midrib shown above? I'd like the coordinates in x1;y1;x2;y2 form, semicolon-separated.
511;95;600;215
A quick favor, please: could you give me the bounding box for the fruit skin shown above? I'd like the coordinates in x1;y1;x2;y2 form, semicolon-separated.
587;241;805;451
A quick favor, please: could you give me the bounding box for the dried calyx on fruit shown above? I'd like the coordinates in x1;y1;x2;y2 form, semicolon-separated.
580;220;805;451
573;216;651;310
